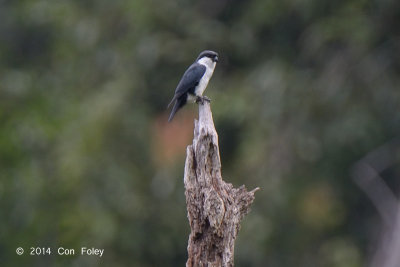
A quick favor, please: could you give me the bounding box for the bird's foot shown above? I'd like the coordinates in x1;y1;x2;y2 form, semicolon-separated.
195;96;211;104
202;96;211;103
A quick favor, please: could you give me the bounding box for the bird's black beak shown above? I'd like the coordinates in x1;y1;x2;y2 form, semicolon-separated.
213;56;219;62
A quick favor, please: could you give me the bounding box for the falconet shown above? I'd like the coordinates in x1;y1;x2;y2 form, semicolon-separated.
168;50;218;122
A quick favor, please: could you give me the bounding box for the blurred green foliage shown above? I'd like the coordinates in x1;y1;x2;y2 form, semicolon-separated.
1;0;400;266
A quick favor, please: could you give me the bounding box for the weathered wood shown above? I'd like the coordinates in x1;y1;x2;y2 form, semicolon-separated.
184;101;259;267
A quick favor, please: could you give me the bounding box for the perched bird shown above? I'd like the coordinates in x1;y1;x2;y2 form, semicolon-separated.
168;50;219;122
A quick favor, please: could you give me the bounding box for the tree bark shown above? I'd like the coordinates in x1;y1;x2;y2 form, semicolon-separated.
184;101;259;267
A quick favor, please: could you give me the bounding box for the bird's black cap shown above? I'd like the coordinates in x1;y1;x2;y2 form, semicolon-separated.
197;50;219;62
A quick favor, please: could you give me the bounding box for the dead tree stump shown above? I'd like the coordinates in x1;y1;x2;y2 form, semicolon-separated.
184;101;259;267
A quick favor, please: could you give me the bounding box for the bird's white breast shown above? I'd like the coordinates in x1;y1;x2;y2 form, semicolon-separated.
194;57;216;97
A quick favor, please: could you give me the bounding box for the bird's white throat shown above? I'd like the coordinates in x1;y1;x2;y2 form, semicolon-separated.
197;57;216;69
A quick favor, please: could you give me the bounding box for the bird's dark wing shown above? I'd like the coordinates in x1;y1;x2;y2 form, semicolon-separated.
168;63;206;108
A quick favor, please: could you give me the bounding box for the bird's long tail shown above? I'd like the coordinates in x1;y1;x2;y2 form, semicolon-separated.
167;96;176;109
168;100;180;122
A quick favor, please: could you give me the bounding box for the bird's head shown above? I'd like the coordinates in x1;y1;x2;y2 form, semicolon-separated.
196;50;219;66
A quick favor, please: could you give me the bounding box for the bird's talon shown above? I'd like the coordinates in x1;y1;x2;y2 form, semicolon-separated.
203;96;211;103
195;96;211;104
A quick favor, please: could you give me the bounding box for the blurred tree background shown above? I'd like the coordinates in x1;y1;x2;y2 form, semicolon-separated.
1;0;400;266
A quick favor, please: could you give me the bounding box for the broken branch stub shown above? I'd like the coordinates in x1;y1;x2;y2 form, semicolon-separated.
184;101;259;267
